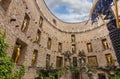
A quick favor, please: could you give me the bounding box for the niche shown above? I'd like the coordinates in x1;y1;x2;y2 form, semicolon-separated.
56;56;63;68
21;13;30;32
39;16;43;28
31;49;38;66
12;38;27;65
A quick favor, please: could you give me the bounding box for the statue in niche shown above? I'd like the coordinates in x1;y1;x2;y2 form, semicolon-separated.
107;55;112;64
39;17;43;27
48;39;51;49
14;45;21;64
71;36;75;42
88;44;92;52
36;34;40;42
32;52;36;65
103;41;108;49
72;45;75;53
64;51;72;67
21;19;27;31
78;50;86;66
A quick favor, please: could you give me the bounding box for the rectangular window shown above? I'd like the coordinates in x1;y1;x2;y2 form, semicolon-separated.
73;57;77;67
47;38;52;49
46;54;50;68
71;34;75;42
72;44;76;53
102;39;109;50
87;43;93;52
98;73;106;79
21;13;30;32
31;50;38;66
58;42;62;52
35;30;41;43
105;54;112;65
56;56;63;68
88;56;98;67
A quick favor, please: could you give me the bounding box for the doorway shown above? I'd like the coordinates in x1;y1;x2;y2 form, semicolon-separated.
98;73;106;79
72;72;79;79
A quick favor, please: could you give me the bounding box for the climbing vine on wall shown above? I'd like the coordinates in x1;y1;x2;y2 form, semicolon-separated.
0;30;25;79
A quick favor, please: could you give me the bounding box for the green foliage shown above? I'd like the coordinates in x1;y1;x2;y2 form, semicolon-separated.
70;67;80;72
0;57;14;79
0;31;8;57
43;77;55;79
13;65;25;79
37;67;68;79
0;30;25;79
110;70;120;79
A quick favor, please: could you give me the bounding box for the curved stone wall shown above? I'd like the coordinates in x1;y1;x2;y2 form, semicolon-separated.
0;0;119;79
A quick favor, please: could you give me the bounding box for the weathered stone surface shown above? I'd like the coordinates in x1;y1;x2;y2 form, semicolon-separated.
0;0;120;79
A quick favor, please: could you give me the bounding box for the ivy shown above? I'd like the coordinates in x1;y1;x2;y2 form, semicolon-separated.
36;67;69;79
0;30;25;79
13;65;25;79
110;70;120;79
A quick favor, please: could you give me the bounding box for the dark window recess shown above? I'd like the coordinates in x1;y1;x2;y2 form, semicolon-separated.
56;56;63;68
73;57;77;67
46;54;50;68
98;74;106;79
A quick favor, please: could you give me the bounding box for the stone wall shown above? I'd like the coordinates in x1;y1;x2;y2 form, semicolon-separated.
0;0;119;79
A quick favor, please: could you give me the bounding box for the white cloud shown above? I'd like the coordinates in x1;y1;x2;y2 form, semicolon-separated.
55;13;89;22
44;0;93;22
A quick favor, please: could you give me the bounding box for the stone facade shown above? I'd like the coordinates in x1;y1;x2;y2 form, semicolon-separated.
0;0;120;79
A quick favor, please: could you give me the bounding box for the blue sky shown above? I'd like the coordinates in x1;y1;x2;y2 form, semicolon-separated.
44;0;94;22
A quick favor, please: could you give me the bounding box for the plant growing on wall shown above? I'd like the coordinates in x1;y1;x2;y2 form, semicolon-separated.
36;66;69;79
0;30;25;79
109;70;120;79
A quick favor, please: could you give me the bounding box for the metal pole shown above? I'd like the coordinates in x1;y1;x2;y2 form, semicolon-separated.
114;0;120;28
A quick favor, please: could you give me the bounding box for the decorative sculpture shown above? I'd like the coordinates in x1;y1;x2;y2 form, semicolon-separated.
78;50;86;66
14;45;21;63
106;55;112;64
88;44;92;52
103;41;108;49
36;34;39;42
61;51;73;67
21;19;27;31
32;52;36;65
47;39;51;49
